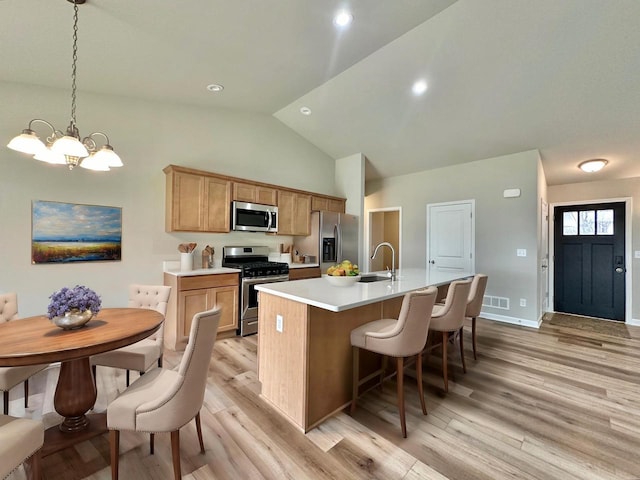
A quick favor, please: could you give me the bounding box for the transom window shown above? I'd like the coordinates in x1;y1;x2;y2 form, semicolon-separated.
563;209;613;236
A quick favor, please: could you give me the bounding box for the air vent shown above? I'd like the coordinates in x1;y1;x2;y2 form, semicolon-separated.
483;295;510;310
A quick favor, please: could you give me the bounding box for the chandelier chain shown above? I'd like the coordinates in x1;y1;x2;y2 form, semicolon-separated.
70;1;79;130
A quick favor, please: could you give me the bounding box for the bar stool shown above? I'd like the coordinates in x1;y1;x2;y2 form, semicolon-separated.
427;279;472;393
350;287;437;437
465;274;488;360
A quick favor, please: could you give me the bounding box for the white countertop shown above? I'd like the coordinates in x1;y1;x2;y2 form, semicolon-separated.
255;268;471;312
164;267;241;277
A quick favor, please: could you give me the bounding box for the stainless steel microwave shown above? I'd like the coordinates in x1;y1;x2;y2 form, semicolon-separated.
231;201;278;232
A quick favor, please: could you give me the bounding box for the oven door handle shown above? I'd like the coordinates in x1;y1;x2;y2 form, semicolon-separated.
242;275;290;285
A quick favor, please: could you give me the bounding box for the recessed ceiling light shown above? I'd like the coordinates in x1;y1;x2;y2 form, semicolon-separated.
578;159;608;172
412;80;428;96
300;106;312;116
206;84;224;92
333;10;353;28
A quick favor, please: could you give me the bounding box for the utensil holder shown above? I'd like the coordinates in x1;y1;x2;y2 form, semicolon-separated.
180;252;193;272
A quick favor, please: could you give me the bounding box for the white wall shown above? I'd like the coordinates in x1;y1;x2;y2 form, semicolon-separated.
0;82;337;316
365;149;541;326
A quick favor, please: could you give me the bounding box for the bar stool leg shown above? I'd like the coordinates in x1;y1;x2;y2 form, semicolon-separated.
396;357;406;438
442;331;449;393
459;328;467;373
472;317;478;360
416;352;427;415
350;346;359;415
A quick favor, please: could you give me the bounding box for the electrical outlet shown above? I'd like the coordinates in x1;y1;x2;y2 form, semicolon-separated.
635;250;640;259
520;298;526;307
276;314;283;333
517;249;527;257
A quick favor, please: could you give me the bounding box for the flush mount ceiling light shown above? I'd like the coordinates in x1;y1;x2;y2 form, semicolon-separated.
578;159;608;173
333;10;353;28
7;0;122;171
412;79;428;96
206;84;224;92
299;106;312;116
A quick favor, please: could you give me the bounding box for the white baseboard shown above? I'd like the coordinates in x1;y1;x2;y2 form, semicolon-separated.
480;311;541;329
627;318;640;327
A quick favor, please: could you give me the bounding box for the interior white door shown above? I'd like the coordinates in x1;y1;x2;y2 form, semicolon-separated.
427;201;474;275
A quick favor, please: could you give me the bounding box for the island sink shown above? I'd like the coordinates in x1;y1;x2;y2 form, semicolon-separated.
358;274;390;283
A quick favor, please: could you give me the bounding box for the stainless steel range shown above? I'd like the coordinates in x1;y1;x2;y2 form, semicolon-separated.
222;246;289;336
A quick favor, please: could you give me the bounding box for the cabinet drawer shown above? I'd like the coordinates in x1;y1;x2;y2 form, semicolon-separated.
178;273;239;291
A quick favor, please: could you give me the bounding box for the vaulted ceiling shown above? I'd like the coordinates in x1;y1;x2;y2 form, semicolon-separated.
2;0;639;185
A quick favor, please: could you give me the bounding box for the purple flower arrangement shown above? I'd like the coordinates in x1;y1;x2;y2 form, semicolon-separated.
47;285;102;320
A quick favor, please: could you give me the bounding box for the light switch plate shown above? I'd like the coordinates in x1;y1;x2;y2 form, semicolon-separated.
517;249;527;257
276;314;283;333
635;251;640;259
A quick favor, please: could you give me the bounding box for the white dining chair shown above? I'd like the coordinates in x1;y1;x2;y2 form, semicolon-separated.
0;293;48;415
107;307;221;480
91;285;171;387
0;414;44;479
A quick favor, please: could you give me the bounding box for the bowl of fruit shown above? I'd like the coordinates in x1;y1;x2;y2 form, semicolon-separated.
324;260;360;286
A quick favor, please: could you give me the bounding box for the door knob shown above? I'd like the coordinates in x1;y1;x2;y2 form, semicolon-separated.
429;260;435;264
615;267;624;273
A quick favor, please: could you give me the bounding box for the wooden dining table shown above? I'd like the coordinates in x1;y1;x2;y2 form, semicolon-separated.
0;307;163;457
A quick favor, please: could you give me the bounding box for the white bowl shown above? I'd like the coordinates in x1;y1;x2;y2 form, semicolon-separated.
324;274;360;286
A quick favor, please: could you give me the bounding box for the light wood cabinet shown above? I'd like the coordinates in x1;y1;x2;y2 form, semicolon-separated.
164;164;345;236
233;182;277;205
164;166;231;233
311;195;345;213
277;191;311;236
288;267;321;280
164;272;239;350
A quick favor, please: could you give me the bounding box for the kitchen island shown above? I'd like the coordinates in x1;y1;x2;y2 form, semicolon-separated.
255;268;468;432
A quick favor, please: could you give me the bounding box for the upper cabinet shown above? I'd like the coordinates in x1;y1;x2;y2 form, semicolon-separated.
311;195;345;213
233;182;277;206
164;165;345;235
164;165;231;233
277;191;311;236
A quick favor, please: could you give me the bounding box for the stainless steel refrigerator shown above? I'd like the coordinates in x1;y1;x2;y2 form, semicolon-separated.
295;211;359;272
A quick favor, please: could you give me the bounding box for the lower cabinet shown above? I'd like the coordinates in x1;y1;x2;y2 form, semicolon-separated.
164;272;239;350
289;267;321;280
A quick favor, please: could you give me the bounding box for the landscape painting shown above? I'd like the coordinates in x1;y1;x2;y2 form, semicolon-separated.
32;200;122;264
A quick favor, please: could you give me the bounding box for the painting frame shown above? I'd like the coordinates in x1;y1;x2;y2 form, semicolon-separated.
31;200;122;264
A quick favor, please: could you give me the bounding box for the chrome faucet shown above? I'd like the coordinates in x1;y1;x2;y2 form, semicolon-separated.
371;242;396;281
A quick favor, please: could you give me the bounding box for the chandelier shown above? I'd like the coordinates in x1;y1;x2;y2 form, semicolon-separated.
7;0;122;171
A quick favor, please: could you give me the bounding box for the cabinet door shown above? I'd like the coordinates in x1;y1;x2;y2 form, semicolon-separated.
168;172;205;231
233;182;256;203
179;289;211;339
311;196;328;212
256;186;277;206
210;285;238;333
205;177;231;233
327;198;345;213
277;190;295;235
293;194;311;235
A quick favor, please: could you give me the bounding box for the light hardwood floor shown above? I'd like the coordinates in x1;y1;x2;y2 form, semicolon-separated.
7;316;640;479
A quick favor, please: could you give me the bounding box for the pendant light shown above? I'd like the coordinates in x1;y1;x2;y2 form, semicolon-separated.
7;0;122;171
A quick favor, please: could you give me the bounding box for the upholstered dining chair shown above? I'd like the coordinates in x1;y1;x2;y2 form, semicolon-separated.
427;279;472;393
0;414;44;479
107;307;221;480
91;285;171;387
465;274;488;360
0;292;48;415
350;287;438;438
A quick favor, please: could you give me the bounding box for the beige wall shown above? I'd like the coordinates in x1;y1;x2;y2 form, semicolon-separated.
548;176;640;322
0;82;337;316
366;149;541;326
